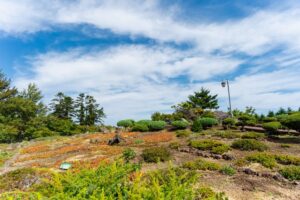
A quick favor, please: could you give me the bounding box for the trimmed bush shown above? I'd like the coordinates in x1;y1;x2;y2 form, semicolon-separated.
191;119;203;132
222;117;237;129
132;123;149;132
231;139;268;151
175;130;192;138
190;139;230;154
148;121;166;131
241;132;265;140
282;113;300;131
263;122;282;133
279;165;300;181
198;117;218;129
246;153;277;169
262;117;277;122
136;120;152;126
220;166;236;176
141;147;171;163
213;131;241;139
274;155;300;166
182;159;221;171
117;119;134;128
171;120;189;130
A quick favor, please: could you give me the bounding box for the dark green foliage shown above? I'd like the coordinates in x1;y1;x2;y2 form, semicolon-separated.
246;153;277;168
191;119;203;132
281;113;300;131
190;139;230;154
141;147;171;163
197;117;218;129
148;120;166;131
237;114;256;128
0;124;19;143
151;112;183;122
171;120;189;130
136;120;152;126
262;117;277;122
132;123;149;132
117;119;135;128
222;117;237;127
122;148;136;162
46;116;76;136
241;132;265;140
274;155;300;166
231;139;268;151
263;121;282;133
220;166;236;176
279;166;300;180
50;92;74;120
188;88;219;109
175;130;192;137
182;159;221;170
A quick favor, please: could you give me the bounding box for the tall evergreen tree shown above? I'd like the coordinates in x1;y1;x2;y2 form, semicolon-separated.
85;95;105;125
75;93;86;125
50;92;74;120
187;88;219;109
0;71;17;101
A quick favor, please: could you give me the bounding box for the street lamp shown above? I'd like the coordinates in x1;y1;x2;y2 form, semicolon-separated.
221;80;233;117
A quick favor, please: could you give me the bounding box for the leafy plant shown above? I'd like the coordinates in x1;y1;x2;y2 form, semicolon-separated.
213;131;241;139
231;139;268;151
211;145;231;154
263;122;282;134
122;148;136;162
175;130;192;137
191;119;203;132
220;166;236;176
171;120;189;130
222;118;237;128
281;113;300;131
197;117;218;129
279;165;300;180
117;119;134;128
190;139;230;154
241;132;265;140
132;123;149;132
148;121;166;131
246;153;277;168
182;159;221;171
141;147;171;163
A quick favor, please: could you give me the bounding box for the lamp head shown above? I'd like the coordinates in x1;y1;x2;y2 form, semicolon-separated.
221;81;226;87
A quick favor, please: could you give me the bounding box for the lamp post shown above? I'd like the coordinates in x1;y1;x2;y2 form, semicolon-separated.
221;80;233;117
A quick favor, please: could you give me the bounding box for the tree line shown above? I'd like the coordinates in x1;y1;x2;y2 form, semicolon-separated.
0;71;105;143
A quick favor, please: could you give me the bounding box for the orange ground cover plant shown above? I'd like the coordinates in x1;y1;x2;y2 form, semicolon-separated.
141;132;174;143
21;144;50;154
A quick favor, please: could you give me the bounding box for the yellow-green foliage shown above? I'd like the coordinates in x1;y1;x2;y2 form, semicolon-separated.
241;132;265;140
182;159;221;171
1;161;226;199
231;139;268;151
190;139;230;154
175;130;192;137
219;166;236;176
0;150;12;167
141;146;171;163
279;165;300;181
213;131;241;139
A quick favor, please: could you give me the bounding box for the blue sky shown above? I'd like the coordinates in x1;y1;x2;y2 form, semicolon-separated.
1;0;300;124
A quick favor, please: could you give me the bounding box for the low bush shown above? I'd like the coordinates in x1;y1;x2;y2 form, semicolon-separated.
198;117;218;129
222;118;237;128
231;139;268;151
191;119;203;132
280;144;291;148
117;119;134;128
262;117;277;122
190;139;230;154
122;148;136;162
169;142;180;150
241;132;265;140
281;113;300;131
148;121;166;131
132;123;149;132
175;130;192;138
220;166;236;176
274;155;300;166
263;122;282;134
279;165;300;181
182;159;221;171
246;153;277;169
213;131;241;139
141;147;171;163
171;120;189;130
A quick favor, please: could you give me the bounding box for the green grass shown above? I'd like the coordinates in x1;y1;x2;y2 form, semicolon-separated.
231;139;268;151
182;159;221;171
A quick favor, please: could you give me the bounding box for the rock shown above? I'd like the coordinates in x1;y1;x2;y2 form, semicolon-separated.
261;172;273;178
273;174;286;182
178;147;190;153
243;168;259;176
222;154;235;160
292;181;300;186
212;154;222;159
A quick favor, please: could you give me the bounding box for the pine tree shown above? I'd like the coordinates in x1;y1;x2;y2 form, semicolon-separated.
187;87;219;109
0;71;17;101
85;95;105;125
75;93;86;125
50;92;74;120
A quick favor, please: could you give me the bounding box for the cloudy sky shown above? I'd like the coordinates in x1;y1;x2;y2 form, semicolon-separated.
1;0;300;124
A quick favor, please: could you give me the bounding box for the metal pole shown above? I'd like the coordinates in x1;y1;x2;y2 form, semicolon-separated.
226;80;233;117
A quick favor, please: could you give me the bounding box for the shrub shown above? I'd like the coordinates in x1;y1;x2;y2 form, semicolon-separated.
191;119;203;132
175;130;192;138
274;155;300;166
190;139;230;154
182;159;221;171
132;123;149;132
169;142;180;150
220;166;236;176
171;120;189;130
201;111;216;118
122;148;136;162
280;144;291;148
241;132;265;140
282;113;300;131
246;153;277;169
141;147;171;163
231;139;268;151
117;119;134;128
213;131;241;139
223;118;237;126
279;165;300;181
134;139;144;144
148;121;166;131
136;120;152;126
262;117;277;122
198;117;218;129
0;124;19;143
263;122;282;133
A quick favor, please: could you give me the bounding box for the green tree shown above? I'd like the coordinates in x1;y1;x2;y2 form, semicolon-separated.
50;92;74;120
85;95;105;125
74;93;86;125
0;71;17;101
188;88;219;109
